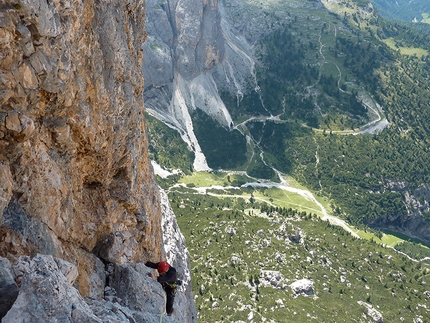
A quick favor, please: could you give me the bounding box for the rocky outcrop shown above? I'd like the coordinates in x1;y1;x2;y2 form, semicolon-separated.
159;189;197;322
290;278;314;297
259;270;287;290
357;301;383;323
0;191;197;322
0;257;19;318
0;0;195;321
1;254;184;323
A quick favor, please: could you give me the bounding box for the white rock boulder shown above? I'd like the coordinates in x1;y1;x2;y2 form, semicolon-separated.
290;278;314;296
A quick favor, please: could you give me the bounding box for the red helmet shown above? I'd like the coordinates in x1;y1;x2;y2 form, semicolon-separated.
157;261;170;274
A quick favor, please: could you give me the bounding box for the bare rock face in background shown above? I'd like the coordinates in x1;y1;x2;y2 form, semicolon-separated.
0;0;163;301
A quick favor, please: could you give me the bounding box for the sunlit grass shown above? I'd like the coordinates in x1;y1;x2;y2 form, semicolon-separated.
254;187;325;215
348;223;409;248
422;12;430;24
355;229;380;242
382;37;429;57
179;171;227;187
321;1;357;15
380;233;404;247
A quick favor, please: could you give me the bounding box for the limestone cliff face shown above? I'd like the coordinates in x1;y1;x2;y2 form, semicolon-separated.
144;0;224;84
0;252;196;323
0;2;195;321
143;0;255;170
0;0;163;296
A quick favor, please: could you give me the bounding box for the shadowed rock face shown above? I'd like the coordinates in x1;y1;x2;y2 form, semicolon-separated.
0;257;19;318
0;0;163;297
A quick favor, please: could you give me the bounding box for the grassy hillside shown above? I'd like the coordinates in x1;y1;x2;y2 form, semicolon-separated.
169;186;430;322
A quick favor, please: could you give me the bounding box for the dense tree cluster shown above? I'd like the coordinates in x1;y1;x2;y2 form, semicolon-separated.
192;109;248;170
145;113;194;174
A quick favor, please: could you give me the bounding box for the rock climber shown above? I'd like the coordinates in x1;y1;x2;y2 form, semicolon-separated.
145;260;177;316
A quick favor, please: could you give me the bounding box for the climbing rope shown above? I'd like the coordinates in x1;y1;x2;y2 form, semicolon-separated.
159;294;166;323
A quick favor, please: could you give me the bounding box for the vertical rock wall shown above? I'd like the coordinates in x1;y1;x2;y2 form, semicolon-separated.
0;0;163;297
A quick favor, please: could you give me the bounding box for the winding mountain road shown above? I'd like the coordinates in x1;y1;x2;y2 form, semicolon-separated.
167;172;360;239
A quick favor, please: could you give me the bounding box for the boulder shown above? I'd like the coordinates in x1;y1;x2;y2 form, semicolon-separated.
108;262;166;315
357;301;383;323
290;278;314;296
260;270;286;289
2;254;100;323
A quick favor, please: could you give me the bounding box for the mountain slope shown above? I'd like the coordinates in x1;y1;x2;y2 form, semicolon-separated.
171;191;430;322
142;1;430;321
144;0;430;244
369;0;430;23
